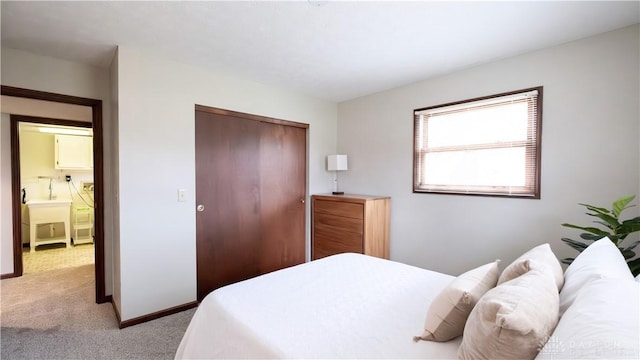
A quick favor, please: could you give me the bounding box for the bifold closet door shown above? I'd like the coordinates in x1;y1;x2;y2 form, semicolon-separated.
195;108;306;301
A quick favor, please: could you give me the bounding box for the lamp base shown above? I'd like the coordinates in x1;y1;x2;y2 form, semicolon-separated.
332;191;344;195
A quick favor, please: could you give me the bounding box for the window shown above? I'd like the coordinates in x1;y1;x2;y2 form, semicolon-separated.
413;87;542;198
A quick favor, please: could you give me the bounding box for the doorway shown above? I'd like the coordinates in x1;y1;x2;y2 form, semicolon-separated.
195;105;307;301
16;117;95;274
1;85;107;304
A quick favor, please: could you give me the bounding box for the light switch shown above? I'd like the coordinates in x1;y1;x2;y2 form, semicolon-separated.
178;189;187;202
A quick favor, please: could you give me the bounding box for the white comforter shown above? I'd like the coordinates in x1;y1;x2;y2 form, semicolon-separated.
176;253;460;359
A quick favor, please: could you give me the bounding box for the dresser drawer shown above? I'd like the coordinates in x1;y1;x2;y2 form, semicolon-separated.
313;227;363;259
314;212;363;233
314;199;363;220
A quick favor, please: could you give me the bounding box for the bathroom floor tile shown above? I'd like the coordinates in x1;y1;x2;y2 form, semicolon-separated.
22;243;94;274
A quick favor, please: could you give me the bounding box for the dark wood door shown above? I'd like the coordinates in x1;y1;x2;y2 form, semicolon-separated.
195;107;307;301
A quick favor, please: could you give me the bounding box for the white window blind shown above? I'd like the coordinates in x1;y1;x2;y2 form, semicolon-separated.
413;87;542;198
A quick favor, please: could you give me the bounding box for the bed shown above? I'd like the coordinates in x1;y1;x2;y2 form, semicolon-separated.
176;239;640;360
175;253;462;359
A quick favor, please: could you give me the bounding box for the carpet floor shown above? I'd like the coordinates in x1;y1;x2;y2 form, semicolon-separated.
1;264;196;359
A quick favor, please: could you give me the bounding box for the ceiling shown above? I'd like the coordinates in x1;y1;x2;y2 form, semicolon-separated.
1;1;639;102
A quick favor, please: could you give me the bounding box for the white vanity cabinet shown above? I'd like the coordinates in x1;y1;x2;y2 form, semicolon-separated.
55;134;93;170
26;200;72;252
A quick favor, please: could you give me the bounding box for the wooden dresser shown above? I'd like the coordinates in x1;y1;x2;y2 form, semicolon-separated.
311;194;390;260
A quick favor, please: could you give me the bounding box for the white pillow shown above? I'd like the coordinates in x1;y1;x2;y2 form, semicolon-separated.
414;261;500;342
559;237;633;316
498;243;564;291
458;264;559;360
536;278;639;359
636;274;640;283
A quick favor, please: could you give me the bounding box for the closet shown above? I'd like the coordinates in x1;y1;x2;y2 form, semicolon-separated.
195;106;307;301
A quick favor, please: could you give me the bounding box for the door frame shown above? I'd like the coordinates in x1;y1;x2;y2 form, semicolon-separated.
1;85;108;304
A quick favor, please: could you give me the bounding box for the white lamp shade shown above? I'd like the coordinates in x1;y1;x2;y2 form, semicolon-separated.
327;154;348;171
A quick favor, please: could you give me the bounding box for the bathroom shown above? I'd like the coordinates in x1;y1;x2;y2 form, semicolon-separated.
19;122;94;273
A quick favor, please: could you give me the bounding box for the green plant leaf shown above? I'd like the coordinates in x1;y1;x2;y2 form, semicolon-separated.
586;212;620;230
580;203;610;215
562;195;640;276
560;238;589;252
620;218;640;233
622;240;640;252
621;249;636;260
579;233;605;241
612;195;635;217
561;223;610;236
561;257;575;265
627;257;640;277
592;220;614;229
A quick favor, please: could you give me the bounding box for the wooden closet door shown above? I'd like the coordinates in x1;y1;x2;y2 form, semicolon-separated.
258;122;306;274
195;108;306;301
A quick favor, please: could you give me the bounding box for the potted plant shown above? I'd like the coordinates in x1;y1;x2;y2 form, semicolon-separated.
561;195;640;276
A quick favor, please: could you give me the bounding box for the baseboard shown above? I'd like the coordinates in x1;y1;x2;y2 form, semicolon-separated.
0;272;19;280
111;298;122;325
118;301;198;329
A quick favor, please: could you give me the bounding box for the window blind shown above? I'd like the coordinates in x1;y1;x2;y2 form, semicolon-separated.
413;87;542;198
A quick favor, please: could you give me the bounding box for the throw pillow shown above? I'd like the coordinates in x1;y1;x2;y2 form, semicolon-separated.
458;263;560;360
559;237;633;316
414;261;500;342
498;243;564;291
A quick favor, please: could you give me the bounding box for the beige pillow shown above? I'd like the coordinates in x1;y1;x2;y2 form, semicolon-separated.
498;243;564;290
414;261;500;342
458;264;559;360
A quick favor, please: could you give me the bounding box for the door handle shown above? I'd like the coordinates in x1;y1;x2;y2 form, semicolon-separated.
300;199;305;204
197;204;205;212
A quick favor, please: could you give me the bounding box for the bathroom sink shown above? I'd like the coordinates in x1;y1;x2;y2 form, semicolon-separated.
26;200;72;252
26;199;72;207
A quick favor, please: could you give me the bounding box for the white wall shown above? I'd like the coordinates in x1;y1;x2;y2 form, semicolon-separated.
1;113;12;274
1;96;93;121
0;48;113;295
338;25;640;276
109;48;122;317
114;47;337;320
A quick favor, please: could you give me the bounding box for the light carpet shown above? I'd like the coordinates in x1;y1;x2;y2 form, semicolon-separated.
1;264;196;359
1;264;116;330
